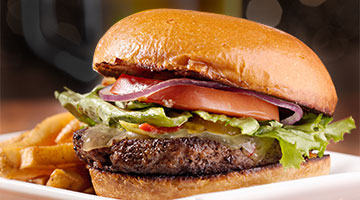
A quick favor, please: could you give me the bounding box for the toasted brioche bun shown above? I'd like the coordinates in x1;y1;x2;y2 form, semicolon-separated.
93;9;337;115
89;155;330;200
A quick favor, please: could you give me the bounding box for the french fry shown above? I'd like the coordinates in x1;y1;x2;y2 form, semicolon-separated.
0;154;53;181
20;143;82;169
55;119;81;144
46;168;91;191
0;148;19;178
2;112;74;148
5;169;54;181
0;131;30;147
0;146;22;168
0;146;44;180
83;187;95;194
0;112;93;194
0;146;64;180
27;175;50;185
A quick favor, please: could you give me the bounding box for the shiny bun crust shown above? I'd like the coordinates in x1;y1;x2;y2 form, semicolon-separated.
93;9;337;115
89;155;330;200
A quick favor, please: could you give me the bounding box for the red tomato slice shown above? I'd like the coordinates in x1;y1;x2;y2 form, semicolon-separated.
146;85;279;121
110;74;161;95
111;75;279;121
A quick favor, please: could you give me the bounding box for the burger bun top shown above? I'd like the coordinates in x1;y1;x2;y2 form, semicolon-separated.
93;9;337;115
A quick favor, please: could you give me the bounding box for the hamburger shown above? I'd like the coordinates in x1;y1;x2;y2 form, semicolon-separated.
55;9;355;200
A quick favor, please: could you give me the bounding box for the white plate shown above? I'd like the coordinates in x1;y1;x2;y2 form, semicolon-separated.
1;132;360;200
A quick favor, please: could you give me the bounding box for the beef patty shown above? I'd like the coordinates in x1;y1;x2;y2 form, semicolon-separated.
73;128;282;176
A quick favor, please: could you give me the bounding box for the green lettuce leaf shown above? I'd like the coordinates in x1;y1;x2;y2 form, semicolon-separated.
250;120;324;168
115;101;157;110
244;114;355;168
324;117;355;142
55;88;192;128
192;110;260;135
54;89;97;126
193;111;355;168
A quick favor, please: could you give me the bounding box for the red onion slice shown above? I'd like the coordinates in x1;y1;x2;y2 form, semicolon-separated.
220;87;303;125
99;78;303;124
99;79;226;102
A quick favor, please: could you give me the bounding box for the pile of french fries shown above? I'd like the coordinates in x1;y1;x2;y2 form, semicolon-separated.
0;112;94;194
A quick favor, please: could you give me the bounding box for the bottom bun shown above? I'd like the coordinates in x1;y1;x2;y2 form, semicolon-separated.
89;155;330;200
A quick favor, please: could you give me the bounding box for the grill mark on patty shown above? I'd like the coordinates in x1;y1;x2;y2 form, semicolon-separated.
73;128;282;176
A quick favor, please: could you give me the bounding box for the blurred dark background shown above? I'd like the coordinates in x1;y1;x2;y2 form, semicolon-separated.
1;0;359;155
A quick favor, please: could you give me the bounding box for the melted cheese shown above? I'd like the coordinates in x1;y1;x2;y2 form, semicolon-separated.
82;124;274;162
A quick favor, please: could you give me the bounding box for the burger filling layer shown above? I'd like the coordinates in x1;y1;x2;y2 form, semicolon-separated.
73;128;282;175
56;75;355;169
